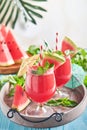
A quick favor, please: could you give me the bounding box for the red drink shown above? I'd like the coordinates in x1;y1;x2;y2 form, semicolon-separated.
54;55;72;88
25;67;56;103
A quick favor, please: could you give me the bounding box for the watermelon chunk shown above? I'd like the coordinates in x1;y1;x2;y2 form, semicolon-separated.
42;51;65;69
0;40;14;66
0;25;7;38
61;36;78;56
12;85;30;111
5;30;28;63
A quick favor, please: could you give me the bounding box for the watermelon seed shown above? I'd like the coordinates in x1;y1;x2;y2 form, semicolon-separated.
21;91;24;96
0;41;3;44
1;49;4;52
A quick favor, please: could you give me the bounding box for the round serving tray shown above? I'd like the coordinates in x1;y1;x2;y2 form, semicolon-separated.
0;63;20;74
0;83;87;128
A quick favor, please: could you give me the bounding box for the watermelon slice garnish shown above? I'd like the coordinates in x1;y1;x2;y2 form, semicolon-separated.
5;30;28;63
61;36;78;57
12;85;30;111
0;40;14;66
42;51;65;69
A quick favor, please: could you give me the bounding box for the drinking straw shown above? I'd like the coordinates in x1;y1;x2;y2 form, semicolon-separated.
39;45;43;66
55;32;58;50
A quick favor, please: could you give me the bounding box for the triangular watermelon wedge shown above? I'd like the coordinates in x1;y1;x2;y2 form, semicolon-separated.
42;51;65;69
0;25;7;38
5;30;28;63
61;36;78;57
0;31;14;66
12;85;30;111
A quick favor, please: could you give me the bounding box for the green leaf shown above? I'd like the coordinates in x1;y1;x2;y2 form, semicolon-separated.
0;0;47;28
12;8;20;28
71;48;87;71
32;61;54;75
6;5;15;26
84;75;87;87
0;0;12;23
8;87;15;97
22;1;46;12
0;0;7;12
46;98;78;107
26;8;43;18
32;0;47;2
27;45;40;55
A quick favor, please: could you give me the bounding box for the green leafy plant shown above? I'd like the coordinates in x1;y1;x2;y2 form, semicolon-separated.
46;98;78;107
71;48;87;71
0;75;25;96
0;0;47;28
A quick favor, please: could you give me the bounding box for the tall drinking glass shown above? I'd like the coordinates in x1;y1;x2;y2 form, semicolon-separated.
54;55;72;98
25;66;56;117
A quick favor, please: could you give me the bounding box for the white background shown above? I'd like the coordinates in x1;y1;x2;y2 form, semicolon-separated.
13;0;87;50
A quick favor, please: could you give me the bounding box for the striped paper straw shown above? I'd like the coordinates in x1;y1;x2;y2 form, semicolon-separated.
56;32;58;50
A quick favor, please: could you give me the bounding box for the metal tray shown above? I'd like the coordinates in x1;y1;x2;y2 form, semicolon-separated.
0;82;87;128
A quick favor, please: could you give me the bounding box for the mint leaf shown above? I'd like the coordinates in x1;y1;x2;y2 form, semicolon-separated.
36;66;45;75
46;98;78;107
32;61;54;75
27;45;40;55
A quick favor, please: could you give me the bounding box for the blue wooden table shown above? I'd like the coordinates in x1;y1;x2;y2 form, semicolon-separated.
0;107;87;130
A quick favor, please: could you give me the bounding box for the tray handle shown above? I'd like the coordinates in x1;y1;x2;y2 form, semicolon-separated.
7;108;63;123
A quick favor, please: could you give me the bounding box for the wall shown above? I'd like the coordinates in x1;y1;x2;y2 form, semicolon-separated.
12;0;87;49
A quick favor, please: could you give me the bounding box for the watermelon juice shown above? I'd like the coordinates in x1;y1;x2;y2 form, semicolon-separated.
54;55;72;88
25;67;56;103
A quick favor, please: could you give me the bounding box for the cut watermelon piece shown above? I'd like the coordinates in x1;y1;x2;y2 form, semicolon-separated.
12;85;30;111
0;41;14;66
1;25;7;38
5;30;28;63
42;51;65;69
61;36;78;56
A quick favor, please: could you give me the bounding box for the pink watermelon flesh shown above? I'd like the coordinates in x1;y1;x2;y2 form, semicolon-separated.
42;58;63;69
0;31;4;41
0;41;14;66
1;25;7;38
61;37;77;55
5;30;28;63
12;85;30;111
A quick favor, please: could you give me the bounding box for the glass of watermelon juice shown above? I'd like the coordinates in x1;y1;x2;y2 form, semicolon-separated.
25;65;56;117
54;55;72;98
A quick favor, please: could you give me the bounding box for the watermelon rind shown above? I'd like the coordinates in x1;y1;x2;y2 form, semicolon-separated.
12;99;30;112
5;30;28;63
63;36;78;50
43;51;65;63
0;42;15;66
12;85;31;111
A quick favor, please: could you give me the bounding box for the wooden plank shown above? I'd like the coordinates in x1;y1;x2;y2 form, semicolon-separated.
64;107;87;130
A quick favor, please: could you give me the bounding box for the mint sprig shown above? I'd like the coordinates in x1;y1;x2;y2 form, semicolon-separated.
32;61;54;75
27;45;40;55
0;75;25;96
46;98;78;107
